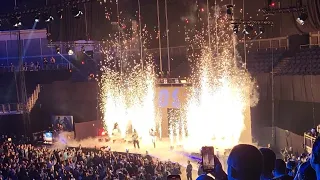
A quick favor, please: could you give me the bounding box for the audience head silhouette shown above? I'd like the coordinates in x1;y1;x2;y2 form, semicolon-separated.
227;144;263;180
260;147;276;180
296;161;316;180
311;137;320;179
273;159;293;180
196;174;215;180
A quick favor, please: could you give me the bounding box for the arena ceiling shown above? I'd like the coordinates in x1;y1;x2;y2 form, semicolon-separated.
0;0;318;42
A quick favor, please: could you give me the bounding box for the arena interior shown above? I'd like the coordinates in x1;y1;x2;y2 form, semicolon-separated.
0;0;320;179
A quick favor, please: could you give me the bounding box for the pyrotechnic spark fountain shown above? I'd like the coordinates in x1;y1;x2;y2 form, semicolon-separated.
98;4;158;144
179;4;259;152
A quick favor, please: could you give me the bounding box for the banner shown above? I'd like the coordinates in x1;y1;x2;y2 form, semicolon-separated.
52;116;74;132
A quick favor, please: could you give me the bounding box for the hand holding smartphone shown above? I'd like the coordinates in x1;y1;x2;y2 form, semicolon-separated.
201;146;215;172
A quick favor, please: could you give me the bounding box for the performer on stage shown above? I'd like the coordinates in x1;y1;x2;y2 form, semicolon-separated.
149;128;156;148
112;123;121;143
132;129;140;149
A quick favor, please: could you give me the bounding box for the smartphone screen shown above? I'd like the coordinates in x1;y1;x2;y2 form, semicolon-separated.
167;175;181;180
201;146;215;172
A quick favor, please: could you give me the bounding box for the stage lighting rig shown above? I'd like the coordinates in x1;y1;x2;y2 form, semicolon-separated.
44;13;54;23
34;12;40;22
243;25;253;35
57;9;64;19
72;7;83;18
296;12;308;25
259;26;265;34
81;46;86;53
233;24;239;34
231;19;274;25
11;15;22;28
262;6;306;15
55;46;60;54
66;46;74;56
226;5;234;15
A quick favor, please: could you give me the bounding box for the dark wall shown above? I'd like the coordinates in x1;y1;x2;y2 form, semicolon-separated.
38;81;98;128
251;99;320;137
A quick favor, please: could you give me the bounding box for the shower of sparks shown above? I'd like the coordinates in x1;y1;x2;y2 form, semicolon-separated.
180;4;259;152
98;9;158;144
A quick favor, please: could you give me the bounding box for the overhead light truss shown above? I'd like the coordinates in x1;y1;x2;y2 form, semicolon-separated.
262;6;306;15
0;0;101;19
231;19;274;25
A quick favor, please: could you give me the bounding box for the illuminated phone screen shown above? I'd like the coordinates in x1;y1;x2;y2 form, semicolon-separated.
201;146;215;171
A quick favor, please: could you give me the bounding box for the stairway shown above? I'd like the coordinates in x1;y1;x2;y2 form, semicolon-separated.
0;85;40;115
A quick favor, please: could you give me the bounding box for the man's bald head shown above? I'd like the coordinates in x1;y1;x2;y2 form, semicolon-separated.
227;144;263;180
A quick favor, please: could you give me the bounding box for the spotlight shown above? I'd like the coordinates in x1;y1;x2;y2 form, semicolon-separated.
296;13;308;25
55;46;60;54
34;13;40;22
268;0;276;7
11;15;22;28
243;25;253;35
72;7;83;18
66;46;74;56
233;24;239;34
226;5;234;15
57;9;64;19
44;13;54;23
259;26;265;34
81;46;85;53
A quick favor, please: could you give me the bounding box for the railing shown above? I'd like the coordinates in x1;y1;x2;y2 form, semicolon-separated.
241;36;289;50
0;103;24;115
0;85;40;115
0;63;72;73
310;31;320;46
300;44;320;49
26;85;40;112
304;133;316;154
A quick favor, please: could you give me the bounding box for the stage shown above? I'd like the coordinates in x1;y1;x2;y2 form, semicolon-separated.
53;132;229;178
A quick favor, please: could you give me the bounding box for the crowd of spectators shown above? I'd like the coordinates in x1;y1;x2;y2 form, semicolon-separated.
0;137;182;180
0;57;71;73
3;132;320;180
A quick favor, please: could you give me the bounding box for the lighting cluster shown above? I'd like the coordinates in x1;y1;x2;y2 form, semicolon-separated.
231;20;273;35
49;42;93;55
0;0;90;28
53;45;86;56
262;5;308;26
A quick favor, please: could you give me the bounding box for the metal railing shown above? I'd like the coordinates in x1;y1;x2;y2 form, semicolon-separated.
0;103;24;115
0;85;40;115
304;133;316;154
300;44;320;49
0;63;72;73
26;85;40;112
